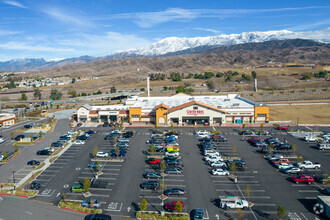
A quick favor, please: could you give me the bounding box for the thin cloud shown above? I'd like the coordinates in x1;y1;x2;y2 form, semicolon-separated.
0;41;76;52
194;28;221;34
41;7;94;27
3;0;26;8
101;6;330;28
0;29;21;35
286;19;330;31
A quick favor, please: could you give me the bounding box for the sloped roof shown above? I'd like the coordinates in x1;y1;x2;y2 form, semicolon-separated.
89;110;98;114
155;103;170;109
167;101;227;114
80;104;92;110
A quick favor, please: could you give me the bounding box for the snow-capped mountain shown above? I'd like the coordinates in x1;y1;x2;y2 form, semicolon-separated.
112;30;295;57
1;29;329;72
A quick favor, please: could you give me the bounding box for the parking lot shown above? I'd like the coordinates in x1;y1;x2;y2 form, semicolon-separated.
27;125;329;220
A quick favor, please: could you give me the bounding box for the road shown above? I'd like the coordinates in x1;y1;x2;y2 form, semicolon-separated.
0;195;84;220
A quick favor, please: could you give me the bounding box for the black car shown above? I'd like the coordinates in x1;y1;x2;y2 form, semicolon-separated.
164;188;185;196
164;155;179;161
143;172;162;179
165;159;180;166
275;143;292;150
122;131;134;138
147;139;162;145
84;214;111;220
77;123;82;127
14;135;25;141
104;134;116;140
213;136;227;142
27;160;40;166
51;142;63;147
77;135;89;140
30;182;41;189
60;135;70;140
24;124;32;129
36;149;50;155
140;181;159;190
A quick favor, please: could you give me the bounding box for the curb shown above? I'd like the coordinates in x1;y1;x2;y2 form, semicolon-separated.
59;206;91;215
0;193;28;198
1;152;20;164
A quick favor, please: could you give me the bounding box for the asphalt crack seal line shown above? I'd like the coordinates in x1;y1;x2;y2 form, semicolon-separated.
236;184;258;220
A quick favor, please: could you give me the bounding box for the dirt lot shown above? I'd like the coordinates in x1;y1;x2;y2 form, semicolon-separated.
269;104;330;124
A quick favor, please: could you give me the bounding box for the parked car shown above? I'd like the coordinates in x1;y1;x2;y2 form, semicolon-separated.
30;182;41;189
73;140;85;145
204;156;223;162
85;130;95;135
303;136;318;142
211;168;230;176
319;187;330;195
81;199;101;208
14;135;25;141
51;142;63;147
143;172;162;179
104;134;117;140
292;175;314;184
164;155;179;161
297;161;321;169
191;209;204;220
165;159;180;166
147;139;162;145
165;201;184;211
209;161;227;168
277;126;288;131
116;142;129;148
204;150;220;157
122;132;134;138
96;152;109;158
24;124;32;129
165;167;183;174
0;155;3;162
267;154;283;161
276;163;293;170
272;158;290;165
77;135;89;140
314;175;330;184
88;162;103;169
219;196;250;209
281;166;301;174
253;140;268;148
27;160;40;166
68;130;78;135
146;158;161;165
0;137;5;144
76;123;82;127
213;136;227;142
36;149;50;155
274;143;292;150
3;125;10;128
140;181;159;190
71;184;84;193
84;214;111;220
110;151;125;157
164;188;185;196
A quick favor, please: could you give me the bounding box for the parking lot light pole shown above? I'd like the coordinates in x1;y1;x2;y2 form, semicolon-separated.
11;171;16;192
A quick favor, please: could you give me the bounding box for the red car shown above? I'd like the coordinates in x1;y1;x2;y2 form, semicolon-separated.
248;137;262;143
272;158;290;164
165;201;184;211
277;126;288;131
146;158;161;164
292;175;314;184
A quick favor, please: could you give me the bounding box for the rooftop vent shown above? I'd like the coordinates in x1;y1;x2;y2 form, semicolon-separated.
224;99;230;101
233;103;240;106
143;99;148;102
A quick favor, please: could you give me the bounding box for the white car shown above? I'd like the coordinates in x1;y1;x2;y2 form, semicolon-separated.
211;168;230;176
68;130;78;135
96;152;109;158
73;140;85;145
165;151;179;156
276;162;293;170
0;137;5;144
0;154;3;162
205;151;220;157
209;161;227;168
204;156;223;162
43;147;55;153
303;136;318;142
267;154;284;161
111;130;122;134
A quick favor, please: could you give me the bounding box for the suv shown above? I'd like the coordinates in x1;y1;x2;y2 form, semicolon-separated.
140;181;159;190
30;182;41;189
24;124;32;129
292;175;314;184
36;149;50;155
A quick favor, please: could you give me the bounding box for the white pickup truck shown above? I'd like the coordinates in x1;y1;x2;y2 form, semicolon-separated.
317;142;330;150
304;136;319;142
298;160;321;169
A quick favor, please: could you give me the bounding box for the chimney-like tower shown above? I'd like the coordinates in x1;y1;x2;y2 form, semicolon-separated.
147;77;150;97
254;78;257;92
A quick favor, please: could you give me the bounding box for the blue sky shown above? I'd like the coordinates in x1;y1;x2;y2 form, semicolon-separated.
0;0;329;61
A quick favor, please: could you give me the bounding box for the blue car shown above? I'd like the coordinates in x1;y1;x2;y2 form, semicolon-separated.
111;151;125;157
165;136;175;142
191;209;204;220
27;160;40;166
88;162;103;168
86;130;95;135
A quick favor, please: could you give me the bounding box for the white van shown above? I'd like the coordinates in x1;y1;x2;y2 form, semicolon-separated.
195;130;211;138
219;196;252;209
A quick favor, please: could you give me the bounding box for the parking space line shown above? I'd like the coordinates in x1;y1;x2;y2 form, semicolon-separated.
214;183;260;186
166;184;185;187
53;162;68;165
58;155;74;158
89;194;110;197
139;195;188;200
304;197;317;199
82;172;119;176
38;174;56;177
217;189;266;192
99;168;121;171
213;180;258;184
35;179;51;181
78;177;116;180
163;179;185;182
298;190;319;193
49;166;63;168
43;170;60;172
89;188;112;191
253;203;276;206
104;164;122;167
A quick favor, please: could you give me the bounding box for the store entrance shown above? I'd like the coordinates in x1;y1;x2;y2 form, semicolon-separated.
182;117;209;125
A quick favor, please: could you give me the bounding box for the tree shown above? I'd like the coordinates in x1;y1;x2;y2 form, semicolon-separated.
21;92;27;101
206;80;215;90
242;124;246;131
83;177;91;192
14;144;18;152
229;162;237;174
114;146;120;157
245;184;251;200
33;89;42;99
93;146;99;157
291;143;298;156
160;161;166;173
71;78;76;83
237;209;243;220
268;144;274;156
49;89;63;100
2;152;7;159
170;123;174;130
174;201;183;212
163;86;168;91
62;192;67;200
252;71;257;79
96;161;102;171
68;89;77;98
277;205;286;220
149;144;156;154
140;198;147;211
297;154;304;163
39;131;43;138
232;145;237;156
159;179;166;194
260;124;264;133
11;131;14;139
110;86;116;93
32;160;36;169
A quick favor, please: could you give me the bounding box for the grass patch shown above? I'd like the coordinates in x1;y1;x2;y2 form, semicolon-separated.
17;170;42;190
270;104;330;124
0;189;38;197
136;211;189;220
59;200;101;214
2;152;20;162
50;156;59;164
0;183;14;187
36;162;46;170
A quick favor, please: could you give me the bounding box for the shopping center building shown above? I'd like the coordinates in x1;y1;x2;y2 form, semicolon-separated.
0;113;16;126
76;93;269;126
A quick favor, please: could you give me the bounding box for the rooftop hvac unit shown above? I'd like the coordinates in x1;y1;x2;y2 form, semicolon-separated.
224;99;230;101
233;103;240;106
217;106;222;108
143;99;148;102
189;98;195;100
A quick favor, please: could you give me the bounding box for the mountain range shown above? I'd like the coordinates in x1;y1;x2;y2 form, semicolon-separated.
0;29;329;72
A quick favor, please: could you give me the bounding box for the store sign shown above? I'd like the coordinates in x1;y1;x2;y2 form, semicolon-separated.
98;111;118;116
186;109;204;115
